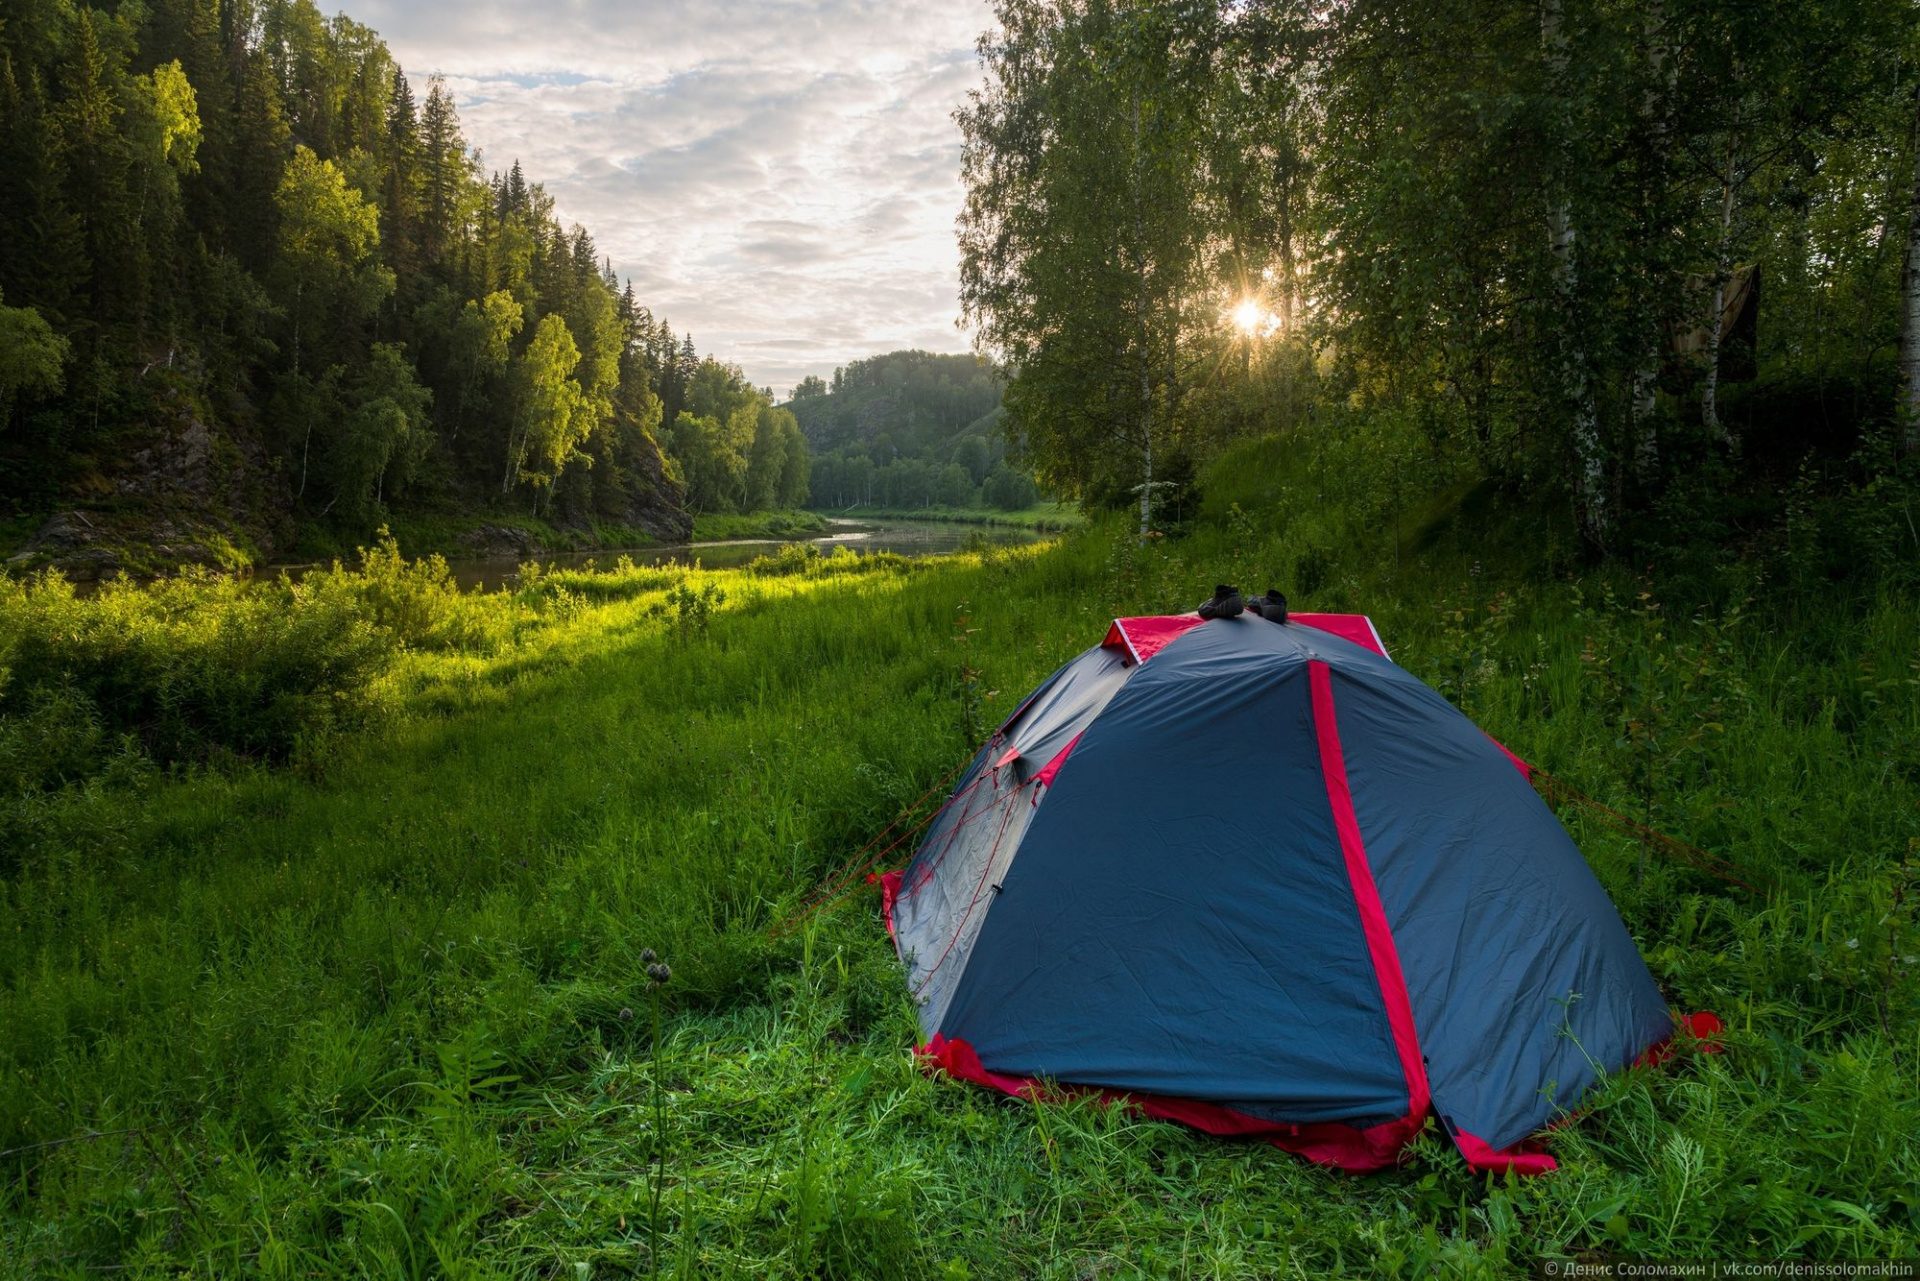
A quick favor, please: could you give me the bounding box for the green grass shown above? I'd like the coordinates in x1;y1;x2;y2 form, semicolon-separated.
690;510;831;542
1;437;1916;1277
810;503;1083;532
286;511;669;566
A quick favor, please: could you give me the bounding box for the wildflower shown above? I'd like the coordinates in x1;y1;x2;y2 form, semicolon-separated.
647;963;672;985
640;948;657;964
619;1007;634;1021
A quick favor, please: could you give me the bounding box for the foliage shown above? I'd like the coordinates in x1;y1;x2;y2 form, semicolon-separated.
653;579;728;645
0;567;394;777
957;0;1920;548
959;1;1219;533
0;0;710;544
787;350;1002;459
787;350;1046;516
0;437;1913;1273
509;313;590;503
663;360;812;515
311;528;508;652
0;288;70;425
744;542;917;579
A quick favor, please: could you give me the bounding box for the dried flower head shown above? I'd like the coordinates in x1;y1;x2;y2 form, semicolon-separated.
618;1007;634;1022
647;962;672;985
640;948;657;964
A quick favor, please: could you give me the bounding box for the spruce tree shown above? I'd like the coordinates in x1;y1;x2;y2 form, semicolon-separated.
382;70;419;277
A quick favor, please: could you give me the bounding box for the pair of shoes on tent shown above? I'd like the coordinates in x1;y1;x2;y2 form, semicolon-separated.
1197;585;1244;619
1248;589;1288;623
1196;586;1290;623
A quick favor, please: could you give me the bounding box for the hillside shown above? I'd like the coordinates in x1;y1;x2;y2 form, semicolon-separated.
785;351;1002;457
1;431;1914;1272
784;351;1044;512
0;1;705;576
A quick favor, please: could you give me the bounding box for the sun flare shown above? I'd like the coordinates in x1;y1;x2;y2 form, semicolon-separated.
1230;298;1273;337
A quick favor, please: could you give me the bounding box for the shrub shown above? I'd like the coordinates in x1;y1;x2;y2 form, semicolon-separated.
0;567;397;777
305;529;509;651
746;542;825;576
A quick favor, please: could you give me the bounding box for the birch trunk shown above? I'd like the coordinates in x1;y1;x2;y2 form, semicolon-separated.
1631;1;1677;474
1132;87;1153;539
1137;372;1153;539
1543;0;1605;536
1275;104;1298;332
1701;123;1739;442
502;416;523;495
1900;80;1920;450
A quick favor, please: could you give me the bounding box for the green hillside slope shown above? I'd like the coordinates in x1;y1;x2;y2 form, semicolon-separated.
3;437;1914;1274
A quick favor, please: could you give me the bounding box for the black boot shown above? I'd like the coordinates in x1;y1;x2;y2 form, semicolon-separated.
1249;589;1288;623
1197;585;1244;620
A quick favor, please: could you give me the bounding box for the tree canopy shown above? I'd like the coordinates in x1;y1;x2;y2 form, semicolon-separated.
0;0;807;541
957;0;1920;543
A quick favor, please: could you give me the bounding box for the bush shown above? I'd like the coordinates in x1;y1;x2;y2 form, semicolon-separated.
745;542;825;576
0;567;397;779
745;544;914;579
305;529;509;651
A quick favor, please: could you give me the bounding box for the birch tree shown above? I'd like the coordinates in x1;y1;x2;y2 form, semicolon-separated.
1900;79;1920;442
1542;0;1606;537
957;0;1211;536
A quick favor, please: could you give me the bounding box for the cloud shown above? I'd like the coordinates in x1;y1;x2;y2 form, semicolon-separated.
351;0;990;397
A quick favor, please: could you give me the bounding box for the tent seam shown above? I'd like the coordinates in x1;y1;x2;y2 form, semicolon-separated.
1308;660;1433;1138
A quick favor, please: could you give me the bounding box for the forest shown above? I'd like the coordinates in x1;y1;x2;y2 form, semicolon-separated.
2;0;1918;1275
0;0;820;568
957;0;1920;557
790;351;1043;513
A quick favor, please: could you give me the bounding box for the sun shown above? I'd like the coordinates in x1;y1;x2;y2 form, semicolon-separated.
1231;299;1269;337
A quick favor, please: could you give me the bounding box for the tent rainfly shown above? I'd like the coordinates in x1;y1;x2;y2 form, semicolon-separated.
883;609;1692;1175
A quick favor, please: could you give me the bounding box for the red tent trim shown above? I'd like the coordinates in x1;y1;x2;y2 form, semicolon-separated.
1292;612;1390;658
1032;732;1082;794
1104;612;1391;667
879;870;903;942
918;1034;1420;1172
1308;660;1433;1151
1103;615;1205;664
1452;1129;1558;1175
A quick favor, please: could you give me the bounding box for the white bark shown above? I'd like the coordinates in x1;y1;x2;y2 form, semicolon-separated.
1132;86;1154;539
1900;81;1920;448
502;416;524;494
1543;0;1604;534
1630;1;1677;474
1701;127;1738;442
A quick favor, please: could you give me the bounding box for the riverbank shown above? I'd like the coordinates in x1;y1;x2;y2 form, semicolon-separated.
2;439;1914;1273
689;509;830;542
808;502;1082;532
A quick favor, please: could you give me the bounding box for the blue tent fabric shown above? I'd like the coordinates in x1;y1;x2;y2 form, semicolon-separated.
889;613;1674;1172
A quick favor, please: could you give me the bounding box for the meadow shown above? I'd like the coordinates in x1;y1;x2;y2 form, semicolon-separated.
803;504;1084;534
1;438;1916;1278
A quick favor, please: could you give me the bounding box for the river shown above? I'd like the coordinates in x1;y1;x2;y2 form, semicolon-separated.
425;517;1049;593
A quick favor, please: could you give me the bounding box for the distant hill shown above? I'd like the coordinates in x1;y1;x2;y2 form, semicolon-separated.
783;351;1041;511
784;351;1004;463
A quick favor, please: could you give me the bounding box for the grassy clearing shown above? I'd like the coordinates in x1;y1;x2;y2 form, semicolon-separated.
285;511;673;566
1;438;1916;1277
809;504;1083;533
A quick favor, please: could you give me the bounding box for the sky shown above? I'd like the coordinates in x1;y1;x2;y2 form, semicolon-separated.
350;0;994;399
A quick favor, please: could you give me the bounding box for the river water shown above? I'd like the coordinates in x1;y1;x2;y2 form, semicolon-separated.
428;518;1049;593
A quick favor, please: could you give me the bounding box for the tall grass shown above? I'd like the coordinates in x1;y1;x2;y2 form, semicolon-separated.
0;443;1915;1276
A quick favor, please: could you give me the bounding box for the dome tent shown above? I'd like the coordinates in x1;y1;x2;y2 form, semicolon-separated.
881;609;1676;1175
